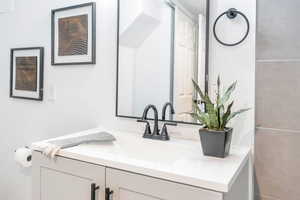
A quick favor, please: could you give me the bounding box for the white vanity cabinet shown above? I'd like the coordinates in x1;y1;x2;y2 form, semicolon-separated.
106;168;222;200
32;152;248;200
32;152;106;200
32;152;222;200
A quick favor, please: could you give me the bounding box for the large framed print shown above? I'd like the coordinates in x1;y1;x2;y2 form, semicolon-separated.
51;2;96;65
10;47;44;101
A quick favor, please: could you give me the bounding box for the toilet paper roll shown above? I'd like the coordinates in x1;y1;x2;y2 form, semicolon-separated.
14;147;32;168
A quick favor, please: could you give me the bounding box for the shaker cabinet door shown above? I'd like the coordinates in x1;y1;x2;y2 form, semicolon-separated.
32;151;105;200
106;168;222;200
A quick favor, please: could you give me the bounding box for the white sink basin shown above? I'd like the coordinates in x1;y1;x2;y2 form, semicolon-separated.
71;130;202;165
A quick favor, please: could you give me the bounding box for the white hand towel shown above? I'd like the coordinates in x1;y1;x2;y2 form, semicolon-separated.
36;131;116;159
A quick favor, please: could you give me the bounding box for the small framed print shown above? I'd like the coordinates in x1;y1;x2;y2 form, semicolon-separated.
51;2;96;65
10;47;44;101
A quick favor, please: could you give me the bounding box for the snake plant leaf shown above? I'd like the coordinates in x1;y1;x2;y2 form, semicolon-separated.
192;103;210;127
216;76;222;128
226;108;251;123
216;76;221;106
221;101;234;129
205;101;219;129
192;79;212;105
190;112;210;126
219;105;225;128
219;81;237;106
192;102;214;128
190;113;203;123
202;100;216;129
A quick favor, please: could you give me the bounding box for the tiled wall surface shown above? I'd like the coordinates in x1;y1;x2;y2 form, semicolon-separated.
255;0;300;199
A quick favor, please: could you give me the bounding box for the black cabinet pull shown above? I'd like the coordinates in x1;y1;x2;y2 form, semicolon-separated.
105;188;114;200
91;183;99;200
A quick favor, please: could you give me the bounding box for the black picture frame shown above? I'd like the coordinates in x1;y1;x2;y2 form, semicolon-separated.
10;47;44;101
115;0;210;125
51;2;96;65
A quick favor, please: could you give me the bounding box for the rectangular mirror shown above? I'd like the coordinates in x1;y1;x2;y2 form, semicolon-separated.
116;0;209;124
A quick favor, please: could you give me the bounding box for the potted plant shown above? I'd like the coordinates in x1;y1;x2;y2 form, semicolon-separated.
190;76;250;158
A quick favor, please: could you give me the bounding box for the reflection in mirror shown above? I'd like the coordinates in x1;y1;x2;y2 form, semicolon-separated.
117;0;208;124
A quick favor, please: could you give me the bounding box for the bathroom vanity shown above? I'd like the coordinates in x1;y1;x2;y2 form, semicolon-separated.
31;129;250;200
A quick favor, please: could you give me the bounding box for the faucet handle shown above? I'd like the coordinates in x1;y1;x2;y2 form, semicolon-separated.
159;122;177;141
137;119;152;137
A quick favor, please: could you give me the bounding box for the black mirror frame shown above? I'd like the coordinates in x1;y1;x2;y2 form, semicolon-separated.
115;0;210;126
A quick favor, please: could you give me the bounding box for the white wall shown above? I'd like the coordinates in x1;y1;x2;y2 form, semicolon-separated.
0;0;114;199
0;0;14;13
209;1;256;147
0;0;255;200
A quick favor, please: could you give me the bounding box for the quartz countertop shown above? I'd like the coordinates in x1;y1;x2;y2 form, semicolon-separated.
31;127;250;193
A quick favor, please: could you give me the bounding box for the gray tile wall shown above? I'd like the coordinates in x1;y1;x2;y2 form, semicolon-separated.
256;0;300;199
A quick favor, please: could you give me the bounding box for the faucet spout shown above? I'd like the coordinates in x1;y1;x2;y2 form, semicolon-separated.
162;102;175;121
142;104;159;135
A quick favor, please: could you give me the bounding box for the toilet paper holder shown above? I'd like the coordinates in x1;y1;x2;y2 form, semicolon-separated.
27;155;32;162
15;146;32;162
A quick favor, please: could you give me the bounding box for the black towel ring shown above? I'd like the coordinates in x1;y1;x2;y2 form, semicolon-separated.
213;8;250;47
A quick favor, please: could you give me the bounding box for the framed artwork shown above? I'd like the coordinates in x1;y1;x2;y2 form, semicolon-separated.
51;2;96;65
10;47;44;101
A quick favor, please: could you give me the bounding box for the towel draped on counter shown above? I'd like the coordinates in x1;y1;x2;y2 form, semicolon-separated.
37;131;116;158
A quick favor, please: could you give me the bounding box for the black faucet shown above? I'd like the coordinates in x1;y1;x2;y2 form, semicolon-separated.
138;104;177;141
160;102;177;140
137;104;159;138
162;102;175;121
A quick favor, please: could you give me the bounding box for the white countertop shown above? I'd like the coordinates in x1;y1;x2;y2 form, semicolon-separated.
31;128;250;193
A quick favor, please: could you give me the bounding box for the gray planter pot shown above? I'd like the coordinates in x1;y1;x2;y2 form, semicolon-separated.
199;128;233;158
